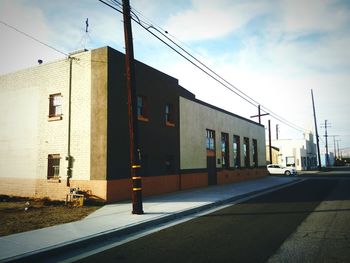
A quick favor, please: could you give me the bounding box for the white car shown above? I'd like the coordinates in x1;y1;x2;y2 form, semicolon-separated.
267;164;297;176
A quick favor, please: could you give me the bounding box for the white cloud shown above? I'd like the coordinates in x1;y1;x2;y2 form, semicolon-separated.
164;0;268;42
278;0;349;33
0;0;64;74
0;0;49;40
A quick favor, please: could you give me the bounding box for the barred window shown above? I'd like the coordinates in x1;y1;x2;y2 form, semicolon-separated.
233;135;241;168
221;133;229;168
206;129;215;150
243;137;250;167
47;154;60;179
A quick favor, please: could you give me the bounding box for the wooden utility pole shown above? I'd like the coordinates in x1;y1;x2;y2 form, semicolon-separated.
268;120;272;164
123;0;143;214
311;89;321;170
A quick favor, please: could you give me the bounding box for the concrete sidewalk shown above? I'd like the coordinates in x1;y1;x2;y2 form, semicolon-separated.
0;176;301;262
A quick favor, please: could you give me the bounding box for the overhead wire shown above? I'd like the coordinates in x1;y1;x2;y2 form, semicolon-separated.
125;3;309;133
0;20;68;57
101;0;310;133
0;0;309;135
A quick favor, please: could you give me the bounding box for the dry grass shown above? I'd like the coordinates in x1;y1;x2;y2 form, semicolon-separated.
0;195;102;237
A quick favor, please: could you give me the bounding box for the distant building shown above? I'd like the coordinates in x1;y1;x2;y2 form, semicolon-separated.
341;147;350;158
266;145;280;164
321;152;335;167
272;133;317;170
0;46;267;202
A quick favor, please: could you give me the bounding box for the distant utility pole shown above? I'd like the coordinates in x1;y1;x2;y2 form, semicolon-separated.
250;105;272;163
311;89;321;170
330;135;339;160
333;136;337;160
250;105;269;124
336;139;341;159
268;120;272;164
123;0;143;214
276;124;279;140
321;120;331;167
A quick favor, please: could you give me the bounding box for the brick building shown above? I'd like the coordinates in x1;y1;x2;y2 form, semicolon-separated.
0;46;267;202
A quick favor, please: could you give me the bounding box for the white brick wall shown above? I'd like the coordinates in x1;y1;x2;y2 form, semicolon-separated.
0;50;92;183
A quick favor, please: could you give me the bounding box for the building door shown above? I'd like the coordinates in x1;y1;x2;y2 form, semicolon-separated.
207;155;217;185
206;129;217;185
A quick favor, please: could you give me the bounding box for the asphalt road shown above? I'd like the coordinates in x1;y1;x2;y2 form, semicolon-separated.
76;176;350;263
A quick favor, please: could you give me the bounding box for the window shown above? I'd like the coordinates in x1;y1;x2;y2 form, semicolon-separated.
47;154;60;179
165;104;175;127
286;156;295;167
252;139;258;167
302;157;306;167
206;129;215;151
48;93;62;120
221;133;229;168
243;137;250;167
137;96;148;121
233;135;241;168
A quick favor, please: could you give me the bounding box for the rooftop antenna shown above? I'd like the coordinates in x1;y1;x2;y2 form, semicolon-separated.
76;18;90;51
85;18;89;33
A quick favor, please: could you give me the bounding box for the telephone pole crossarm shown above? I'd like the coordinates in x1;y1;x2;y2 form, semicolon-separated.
250;105;269;124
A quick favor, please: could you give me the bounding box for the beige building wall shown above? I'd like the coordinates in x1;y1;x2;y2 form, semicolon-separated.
266;146;280;164
180;97;266;169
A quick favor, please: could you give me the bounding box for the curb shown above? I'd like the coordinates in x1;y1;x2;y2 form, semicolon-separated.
3;178;303;262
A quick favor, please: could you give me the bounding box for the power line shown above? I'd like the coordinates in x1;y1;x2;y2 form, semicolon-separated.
99;1;260;107
100;1;310;133
0;20;68;56
132;5;310;133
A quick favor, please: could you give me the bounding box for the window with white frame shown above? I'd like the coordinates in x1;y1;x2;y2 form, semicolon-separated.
49;93;62;120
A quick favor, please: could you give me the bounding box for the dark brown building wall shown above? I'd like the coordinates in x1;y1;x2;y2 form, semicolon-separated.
106;47;194;180
106;48;131;180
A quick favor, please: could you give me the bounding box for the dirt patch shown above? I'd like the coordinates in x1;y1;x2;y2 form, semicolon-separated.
0;195;102;237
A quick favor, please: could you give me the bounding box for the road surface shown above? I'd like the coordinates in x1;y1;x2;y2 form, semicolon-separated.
76;176;350;262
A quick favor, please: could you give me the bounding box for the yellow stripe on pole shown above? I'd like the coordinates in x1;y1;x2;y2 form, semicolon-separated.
132;176;141;180
132;165;141;169
133;187;142;191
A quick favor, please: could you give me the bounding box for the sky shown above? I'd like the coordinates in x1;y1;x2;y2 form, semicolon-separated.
1;0;350;157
